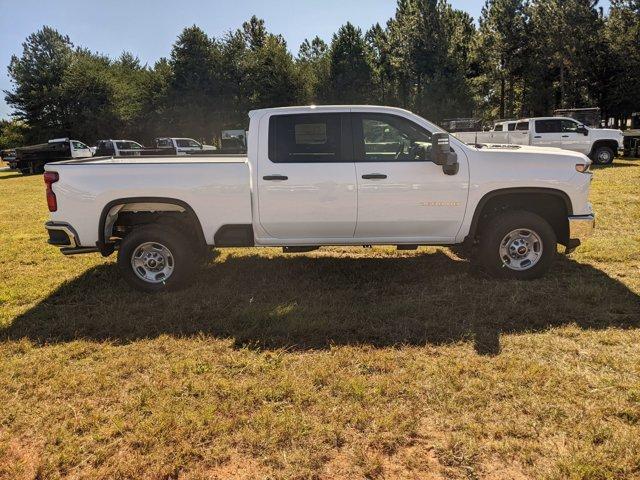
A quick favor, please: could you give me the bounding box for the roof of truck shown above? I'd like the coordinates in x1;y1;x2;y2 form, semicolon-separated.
249;105;416;117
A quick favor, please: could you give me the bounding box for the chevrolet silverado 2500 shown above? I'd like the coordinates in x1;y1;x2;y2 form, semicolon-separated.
43;106;595;292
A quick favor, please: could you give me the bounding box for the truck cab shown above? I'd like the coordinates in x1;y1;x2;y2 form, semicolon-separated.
155;137;217;155
95;140;145;157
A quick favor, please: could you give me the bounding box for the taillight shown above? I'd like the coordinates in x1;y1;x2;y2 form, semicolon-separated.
44;171;59;212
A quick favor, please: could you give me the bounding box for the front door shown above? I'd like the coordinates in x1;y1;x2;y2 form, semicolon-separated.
559;119;591;154
352;113;468;241
257;112;357;240
70;140;93;158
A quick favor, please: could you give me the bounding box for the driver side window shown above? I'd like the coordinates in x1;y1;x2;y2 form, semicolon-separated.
354;113;432;162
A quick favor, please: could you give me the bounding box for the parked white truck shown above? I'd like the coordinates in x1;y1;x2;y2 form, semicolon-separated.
43;106;595;292
454;117;624;165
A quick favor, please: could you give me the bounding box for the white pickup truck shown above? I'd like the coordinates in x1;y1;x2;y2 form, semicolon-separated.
453;117;624;165
43;106;595;292
155;137;217;155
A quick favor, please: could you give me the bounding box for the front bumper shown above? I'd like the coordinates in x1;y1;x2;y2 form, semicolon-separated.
566;214;596;251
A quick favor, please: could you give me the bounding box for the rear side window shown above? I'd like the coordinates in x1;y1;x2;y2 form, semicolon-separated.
507;123;516;131
516;121;529;131
269;114;346;163
157;139;172;148
535;120;562;133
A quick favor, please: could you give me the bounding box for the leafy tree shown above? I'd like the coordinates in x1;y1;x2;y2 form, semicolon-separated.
472;0;527;120
244;33;302;109
167;26;221;140
324;22;374;104
58;50;119;142
5;27;73;142
603;0;640;124
0;119;27;150
524;0;604;114
385;0;474;120
298;36;329;103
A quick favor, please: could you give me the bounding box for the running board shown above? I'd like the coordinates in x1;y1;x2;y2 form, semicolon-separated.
61;247;100;256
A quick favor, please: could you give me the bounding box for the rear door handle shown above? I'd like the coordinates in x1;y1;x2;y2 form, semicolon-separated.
534;135;542;138
362;173;387;180
263;175;288;181
562;135;569;138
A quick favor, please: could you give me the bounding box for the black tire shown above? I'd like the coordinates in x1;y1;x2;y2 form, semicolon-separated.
117;224;197;292
475;211;557;280
591;145;614;165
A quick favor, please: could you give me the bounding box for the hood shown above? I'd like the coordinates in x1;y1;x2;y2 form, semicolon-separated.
476;143;589;159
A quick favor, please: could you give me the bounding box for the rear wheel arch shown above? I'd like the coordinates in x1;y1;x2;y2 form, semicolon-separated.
98;197;207;251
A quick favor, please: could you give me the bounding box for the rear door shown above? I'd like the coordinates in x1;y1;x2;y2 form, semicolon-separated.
257;112;357;240
532;119;562;147
511;121;531;145
352;112;467;241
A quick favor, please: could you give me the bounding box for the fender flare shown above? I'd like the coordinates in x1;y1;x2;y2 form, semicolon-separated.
465;187;573;241
97;196;206;248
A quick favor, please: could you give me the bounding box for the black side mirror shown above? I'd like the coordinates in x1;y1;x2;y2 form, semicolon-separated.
431;133;459;175
576;125;588;135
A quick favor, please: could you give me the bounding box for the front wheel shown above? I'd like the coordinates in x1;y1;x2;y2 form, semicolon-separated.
117;225;197;292
591;145;614;165
476;211;557;280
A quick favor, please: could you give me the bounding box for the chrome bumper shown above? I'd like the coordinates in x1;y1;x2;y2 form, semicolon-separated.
568;214;595;243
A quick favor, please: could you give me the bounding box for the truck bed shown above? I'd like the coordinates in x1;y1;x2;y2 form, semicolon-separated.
45;155;252;248
55;154;248;165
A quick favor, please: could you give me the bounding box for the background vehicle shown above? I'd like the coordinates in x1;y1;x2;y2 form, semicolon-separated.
15;138;92;174
1;148;17;169
44;105;595;292
221;130;248;153
155;137;216;155
94;140;146;157
622;112;640;157
453;117;624;164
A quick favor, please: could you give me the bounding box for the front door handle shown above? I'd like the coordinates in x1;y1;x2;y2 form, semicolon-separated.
562;135;569;138
263;175;288;181
362;173;387;180
534;135;542;138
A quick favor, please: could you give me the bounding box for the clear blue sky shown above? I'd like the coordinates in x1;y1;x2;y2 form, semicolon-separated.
0;0;609;119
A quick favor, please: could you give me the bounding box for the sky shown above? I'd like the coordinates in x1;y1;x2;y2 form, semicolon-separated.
0;0;609;119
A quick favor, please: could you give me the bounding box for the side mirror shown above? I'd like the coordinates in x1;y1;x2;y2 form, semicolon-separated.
431;133;459;175
576;125;588;135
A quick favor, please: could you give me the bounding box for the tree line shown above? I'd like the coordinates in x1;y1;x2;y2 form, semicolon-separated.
1;0;639;149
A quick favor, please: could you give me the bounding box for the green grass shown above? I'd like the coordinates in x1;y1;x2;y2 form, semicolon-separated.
0;160;639;479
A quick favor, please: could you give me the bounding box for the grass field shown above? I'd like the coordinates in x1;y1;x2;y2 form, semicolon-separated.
0;159;639;479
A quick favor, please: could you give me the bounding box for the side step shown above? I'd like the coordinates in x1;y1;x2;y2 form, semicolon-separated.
282;246;319;253
397;245;419;251
61;247;100;256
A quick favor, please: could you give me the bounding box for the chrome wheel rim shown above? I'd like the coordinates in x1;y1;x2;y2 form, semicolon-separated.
131;242;174;284
499;228;543;271
597;149;612;163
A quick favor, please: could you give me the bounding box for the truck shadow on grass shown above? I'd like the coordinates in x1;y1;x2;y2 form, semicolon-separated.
3;251;639;355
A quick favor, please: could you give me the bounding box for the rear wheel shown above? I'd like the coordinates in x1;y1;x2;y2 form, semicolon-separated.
476;211;557;279
117;224;197;292
591;145;614;165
